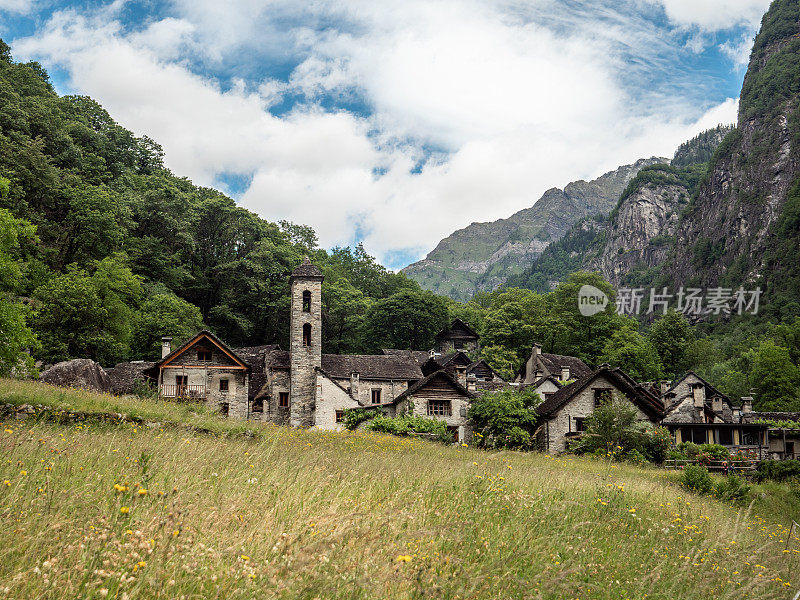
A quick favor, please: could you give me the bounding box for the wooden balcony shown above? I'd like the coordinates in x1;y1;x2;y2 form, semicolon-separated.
160;384;207;400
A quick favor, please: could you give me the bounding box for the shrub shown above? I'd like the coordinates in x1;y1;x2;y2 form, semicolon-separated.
755;459;800;483
681;464;714;495
342;408;377;431
468;388;540;450
624;449;649;466
367;414;453;444
700;444;730;461
641;427;673;463
714;475;751;503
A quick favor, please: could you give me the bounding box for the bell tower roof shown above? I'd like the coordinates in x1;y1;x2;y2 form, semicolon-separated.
290;256;323;281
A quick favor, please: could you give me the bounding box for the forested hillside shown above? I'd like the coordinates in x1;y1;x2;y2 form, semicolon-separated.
0;40;449;369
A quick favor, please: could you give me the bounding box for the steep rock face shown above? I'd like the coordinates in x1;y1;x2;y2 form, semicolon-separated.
590;184;685;286
666;1;800;290
403;157;666;300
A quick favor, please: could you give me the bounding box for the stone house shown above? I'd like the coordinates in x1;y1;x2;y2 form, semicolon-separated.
660;372;771;458
535;364;664;453
515;343;592;385
144;330;250;417
434;318;480;355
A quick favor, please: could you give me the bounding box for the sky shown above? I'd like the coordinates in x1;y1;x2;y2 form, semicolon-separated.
0;0;771;269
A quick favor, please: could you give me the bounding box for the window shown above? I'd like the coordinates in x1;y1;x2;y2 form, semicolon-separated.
371;389;382;404
198;350;212;362
278;392;290;407
302;290;311;312
543;392;553;402
252;398;263;413
427;400;452;417
302;323;312;347
219;379;229;392
593;388;611;408
335;410;345;423
574;417;585;432
742;429;759;445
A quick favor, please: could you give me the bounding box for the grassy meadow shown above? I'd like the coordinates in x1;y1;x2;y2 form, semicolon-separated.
0;380;799;599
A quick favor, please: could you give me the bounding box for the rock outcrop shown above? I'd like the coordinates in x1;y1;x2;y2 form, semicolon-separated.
39;359;112;393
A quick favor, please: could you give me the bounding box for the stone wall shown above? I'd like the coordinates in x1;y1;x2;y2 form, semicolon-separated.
400;393;472;443
314;372;359;430
161;366;248;417
334;377;408;407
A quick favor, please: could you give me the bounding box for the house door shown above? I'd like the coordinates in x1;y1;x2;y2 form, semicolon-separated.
448;426;459;443
176;375;188;396
786;442;795;459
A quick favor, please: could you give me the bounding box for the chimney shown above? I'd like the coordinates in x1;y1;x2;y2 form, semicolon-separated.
692;384;705;408
712;396;723;412
455;365;467;388
741;396;753;414
466;375;477;393
161;336;172;358
560;366;570;381
660;380;672;395
533;343;542;356
350;372;360;401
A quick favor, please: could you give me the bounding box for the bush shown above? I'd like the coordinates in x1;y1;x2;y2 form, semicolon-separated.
641;426;673;463
342;408;377;431
714;475;751;503
624;449;649;466
468;388;540;450
367;414;453;444
681;464;714;495
755;459;800;483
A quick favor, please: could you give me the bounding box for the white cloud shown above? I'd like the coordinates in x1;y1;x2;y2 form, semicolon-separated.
12;1;745;267
649;0;770;31
0;0;33;14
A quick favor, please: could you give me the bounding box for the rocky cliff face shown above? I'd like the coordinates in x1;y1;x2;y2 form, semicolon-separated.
589;183;684;287
402;157;666;300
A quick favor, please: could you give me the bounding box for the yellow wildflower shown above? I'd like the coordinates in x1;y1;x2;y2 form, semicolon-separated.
120;506;130;514
396;555;412;563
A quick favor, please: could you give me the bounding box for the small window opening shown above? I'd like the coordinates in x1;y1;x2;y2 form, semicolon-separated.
302;323;312;347
302;290;311;312
198;350;212;362
219;379;229;392
252;398;263;413
279;392;290;407
335;410;345;423
371;389;382;404
220;402;229;416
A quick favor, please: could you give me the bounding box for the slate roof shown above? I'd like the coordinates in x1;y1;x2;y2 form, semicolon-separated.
290;256;323;279
382;349;432;365
536;365;663;420
742;412;800;424
435;318;479;340
106;361;155;395
234;344;280;400
266;349;423;380
515;350;592;380
392;369;477;403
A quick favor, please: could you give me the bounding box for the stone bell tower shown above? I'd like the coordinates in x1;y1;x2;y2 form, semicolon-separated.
289;256;323;427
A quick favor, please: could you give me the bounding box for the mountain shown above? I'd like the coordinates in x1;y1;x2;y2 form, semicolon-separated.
512;0;800;324
402;157;666;300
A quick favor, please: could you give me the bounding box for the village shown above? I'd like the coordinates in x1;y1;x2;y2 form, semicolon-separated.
38;256;797;464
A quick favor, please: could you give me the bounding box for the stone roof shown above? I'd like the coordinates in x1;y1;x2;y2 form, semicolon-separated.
290;256;323;279
106;361;155;395
146;330;249;373
742;412;800;424
322;354;422;380
536;365;663;420
393;369;476;403
537;353;592;378
382;349;432;365
234;345;279;399
266;349;423;380
435;318;479;341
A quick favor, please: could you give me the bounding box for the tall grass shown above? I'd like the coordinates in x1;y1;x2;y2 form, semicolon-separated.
0;380;798;599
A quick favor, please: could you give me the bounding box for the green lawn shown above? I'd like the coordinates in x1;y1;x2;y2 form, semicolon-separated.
0;379;798;599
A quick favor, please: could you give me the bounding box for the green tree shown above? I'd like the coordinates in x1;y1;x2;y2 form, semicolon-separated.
468;387;542;450
131;292;205;360
647;310;694;378
363;289;449;351
0;206;38;375
581;397;641;454
598;320;663;381
322;277;372;354
747;340;800;410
